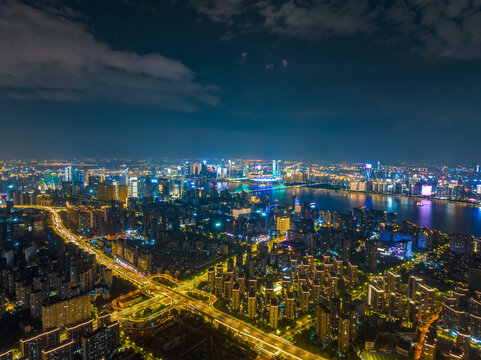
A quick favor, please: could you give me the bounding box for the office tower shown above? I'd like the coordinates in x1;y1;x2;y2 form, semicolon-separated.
338;314;350;354
21;328;61;360
129;177;139;198
65;166;73;182
41;340;73;360
42;294;91;330
248;291;257;319
316;303;332;345
66;319;93;352
121;168;129;186
269;299;279;329
276;216;290;236
300;285;310;313
265;282;274;309
81;321;119;360
232;283;240;310
285;292;295;320
367;284;385;312
207;267;215;293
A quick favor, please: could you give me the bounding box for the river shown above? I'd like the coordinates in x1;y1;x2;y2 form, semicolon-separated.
223;183;481;237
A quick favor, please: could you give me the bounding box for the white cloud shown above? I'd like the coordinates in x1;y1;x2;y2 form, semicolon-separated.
281;59;288;67
265;63;274;69
0;1;219;110
190;0;481;60
191;0;244;25
256;0;375;39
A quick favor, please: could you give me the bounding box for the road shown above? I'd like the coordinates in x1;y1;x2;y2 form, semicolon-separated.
18;205;325;360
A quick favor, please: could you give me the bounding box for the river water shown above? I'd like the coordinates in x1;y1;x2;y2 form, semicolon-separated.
223;184;481;237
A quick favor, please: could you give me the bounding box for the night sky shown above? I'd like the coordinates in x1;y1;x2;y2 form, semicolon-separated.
1;0;481;162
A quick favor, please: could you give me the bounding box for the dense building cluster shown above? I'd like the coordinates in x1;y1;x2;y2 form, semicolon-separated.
0;158;480;359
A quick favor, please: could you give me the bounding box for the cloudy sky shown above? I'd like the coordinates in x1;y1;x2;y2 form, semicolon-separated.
1;0;481;162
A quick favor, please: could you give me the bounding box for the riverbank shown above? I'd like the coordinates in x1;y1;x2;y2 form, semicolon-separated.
304;185;481;209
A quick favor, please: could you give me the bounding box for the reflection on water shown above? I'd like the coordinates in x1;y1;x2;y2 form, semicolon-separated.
219;183;481;236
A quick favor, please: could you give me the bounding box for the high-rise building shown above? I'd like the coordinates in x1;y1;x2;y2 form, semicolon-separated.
311;280;321;304
0;349;13;360
66;320;93;352
347;262;358;286
129;177;139;198
386;271;401;293
269;299;279;329
422;338;436;360
42;294;90;330
207;267;215;293
265;282;274;309
249;277;257;293
41;340;73;360
299;285;310;313
338;314;350;354
408;275;423;299
366;241;378;272
121;168;129;187
20;328;61;360
215;273;224;298
276;216;290;236
117;185;128;203
97;184;116;202
367;284;385;313
238;273;246;294
224;276;233;300
65;166;73;182
316;303;332;345
285;292;295;320
81;321;119;360
232;283;240;310
248;291;257;319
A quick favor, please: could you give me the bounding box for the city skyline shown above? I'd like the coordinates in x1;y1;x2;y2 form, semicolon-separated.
1;1;481;161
